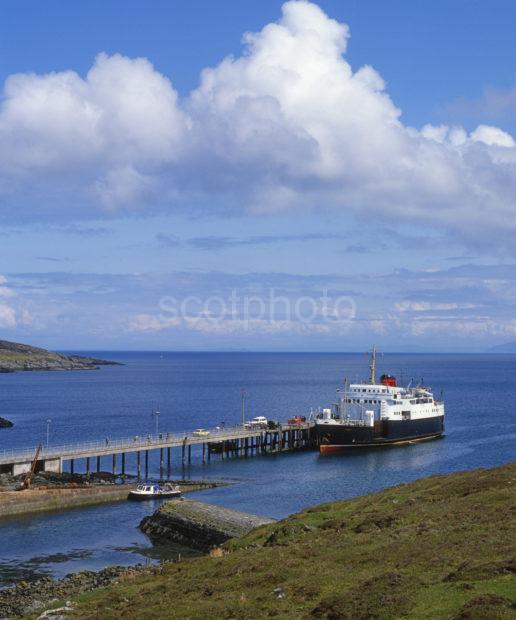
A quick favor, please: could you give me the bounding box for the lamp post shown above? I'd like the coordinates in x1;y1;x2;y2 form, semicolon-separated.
152;408;160;436
46;419;52;448
241;390;247;427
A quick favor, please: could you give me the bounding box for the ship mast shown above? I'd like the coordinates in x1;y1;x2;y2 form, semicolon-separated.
369;345;376;385
341;377;348;420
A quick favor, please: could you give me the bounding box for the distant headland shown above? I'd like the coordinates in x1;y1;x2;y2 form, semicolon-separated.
0;339;122;373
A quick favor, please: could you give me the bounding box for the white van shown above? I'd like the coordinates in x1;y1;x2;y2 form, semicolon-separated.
245;416;268;429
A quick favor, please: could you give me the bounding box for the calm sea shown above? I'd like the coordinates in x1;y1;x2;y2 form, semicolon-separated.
0;352;514;587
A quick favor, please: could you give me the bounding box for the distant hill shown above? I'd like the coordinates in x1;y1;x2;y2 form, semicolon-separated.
488;341;516;353
0;340;121;372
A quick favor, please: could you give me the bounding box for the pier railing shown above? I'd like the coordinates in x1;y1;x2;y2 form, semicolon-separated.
0;422;314;466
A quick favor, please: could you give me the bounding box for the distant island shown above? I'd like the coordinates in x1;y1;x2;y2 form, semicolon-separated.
489;341;516;353
0;339;121;373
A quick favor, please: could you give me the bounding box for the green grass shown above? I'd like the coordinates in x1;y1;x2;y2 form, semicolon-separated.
41;462;516;619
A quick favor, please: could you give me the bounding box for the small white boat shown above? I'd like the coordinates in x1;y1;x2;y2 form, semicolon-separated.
128;483;181;501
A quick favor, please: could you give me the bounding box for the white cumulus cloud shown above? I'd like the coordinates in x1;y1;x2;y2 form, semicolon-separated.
470;124;515;148
0;1;515;251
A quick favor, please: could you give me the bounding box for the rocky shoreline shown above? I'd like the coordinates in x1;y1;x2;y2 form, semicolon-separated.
0;499;274;617
0;563;166;619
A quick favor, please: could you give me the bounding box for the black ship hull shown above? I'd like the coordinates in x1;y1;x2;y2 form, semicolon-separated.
317;415;444;452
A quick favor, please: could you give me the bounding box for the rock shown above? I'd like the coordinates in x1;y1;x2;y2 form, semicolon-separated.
140;499;275;552
36;603;74;619
0;417;13;428
24;599;45;613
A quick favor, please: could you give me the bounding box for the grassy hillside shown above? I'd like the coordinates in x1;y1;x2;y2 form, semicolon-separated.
56;463;516;619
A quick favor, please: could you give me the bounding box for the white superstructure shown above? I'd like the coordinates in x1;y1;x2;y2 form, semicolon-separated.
316;381;444;426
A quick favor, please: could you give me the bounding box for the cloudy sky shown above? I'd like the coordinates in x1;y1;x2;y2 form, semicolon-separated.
1;0;516;351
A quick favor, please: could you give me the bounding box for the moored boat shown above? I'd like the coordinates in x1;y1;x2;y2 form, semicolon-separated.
315;347;445;452
128;483;181;500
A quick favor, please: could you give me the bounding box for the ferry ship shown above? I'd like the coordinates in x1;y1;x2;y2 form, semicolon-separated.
315;348;445;452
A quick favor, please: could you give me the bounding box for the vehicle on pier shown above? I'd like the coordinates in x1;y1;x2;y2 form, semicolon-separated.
128;483;181;501
287;415;306;425
244;416;268;430
315;347;445;453
192;429;210;437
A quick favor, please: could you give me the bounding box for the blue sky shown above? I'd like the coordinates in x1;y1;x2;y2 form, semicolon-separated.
1;0;516;351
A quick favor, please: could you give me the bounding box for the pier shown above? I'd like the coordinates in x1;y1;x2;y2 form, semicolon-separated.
0;422;316;478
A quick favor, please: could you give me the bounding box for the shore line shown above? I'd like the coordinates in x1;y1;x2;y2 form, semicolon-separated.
140;498;275;551
0;479;221;519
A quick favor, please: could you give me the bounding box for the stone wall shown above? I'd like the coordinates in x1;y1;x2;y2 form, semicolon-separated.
0;485;136;518
140;499;275;551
